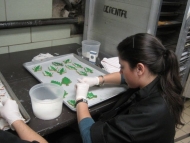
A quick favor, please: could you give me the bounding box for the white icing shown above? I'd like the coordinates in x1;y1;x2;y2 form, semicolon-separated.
31;100;62;120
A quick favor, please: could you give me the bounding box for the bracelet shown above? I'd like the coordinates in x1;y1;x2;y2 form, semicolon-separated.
75;98;88;107
99;75;105;86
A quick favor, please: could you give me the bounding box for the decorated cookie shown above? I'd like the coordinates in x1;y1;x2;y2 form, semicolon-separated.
32;65;42;72
63;90;68;98
67;100;76;107
51;80;62;86
52;62;63;66
62;77;72;86
73;63;83;68
57;67;66;75
65;65;77;70
87;92;97;99
43;71;53;77
48;65;57;71
63;59;72;64
77;70;88;76
84;67;93;73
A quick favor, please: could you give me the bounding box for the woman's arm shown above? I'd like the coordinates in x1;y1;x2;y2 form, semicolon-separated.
75;83;94;143
78;72;123;87
98;72;122;85
0;99;48;143
12;120;48;143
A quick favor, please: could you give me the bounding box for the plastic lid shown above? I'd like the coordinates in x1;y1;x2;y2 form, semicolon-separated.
29;83;64;103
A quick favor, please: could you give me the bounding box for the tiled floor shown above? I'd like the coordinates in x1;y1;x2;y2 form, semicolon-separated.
175;99;190;143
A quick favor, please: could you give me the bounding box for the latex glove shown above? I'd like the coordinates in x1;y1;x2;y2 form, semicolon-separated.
75;83;89;100
0;99;24;127
77;77;99;87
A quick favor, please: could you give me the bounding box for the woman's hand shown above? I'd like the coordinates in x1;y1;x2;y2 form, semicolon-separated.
75;83;89;100
77;77;99;87
0;99;24;127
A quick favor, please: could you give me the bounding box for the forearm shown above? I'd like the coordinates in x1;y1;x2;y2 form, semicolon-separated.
99;72;121;85
12;120;48;143
76;102;91;122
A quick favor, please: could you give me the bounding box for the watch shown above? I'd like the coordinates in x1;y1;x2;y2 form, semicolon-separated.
75;98;88;106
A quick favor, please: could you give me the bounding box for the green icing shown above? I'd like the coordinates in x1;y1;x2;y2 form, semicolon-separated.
63;90;68;98
87;92;97;99
43;71;53;77
62;77;72;86
32;65;42;72
57;67;66;75
65;65;77;70
84;67;93;73
52;62;63;66
51;80;62;86
67;100;76;107
77;70;88;76
63;59;72;64
73;63;83;68
48;65;57;71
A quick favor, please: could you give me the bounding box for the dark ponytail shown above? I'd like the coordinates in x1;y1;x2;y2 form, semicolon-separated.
117;33;184;127
160;49;184;127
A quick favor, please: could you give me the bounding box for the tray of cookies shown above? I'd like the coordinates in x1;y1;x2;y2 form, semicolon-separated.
23;53;126;111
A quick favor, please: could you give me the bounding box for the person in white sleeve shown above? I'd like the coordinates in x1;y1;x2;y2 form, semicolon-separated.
0;99;48;143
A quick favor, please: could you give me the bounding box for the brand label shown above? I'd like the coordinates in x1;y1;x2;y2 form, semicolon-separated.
103;5;127;18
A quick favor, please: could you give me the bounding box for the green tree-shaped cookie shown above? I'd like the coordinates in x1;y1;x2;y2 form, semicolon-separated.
63;90;68;98
51;80;62;86
52;62;63;66
43;71;53;77
32;65;42;72
57;67;66;75
87;92;97;99
65;65;77;70
77;70;88;76
48;65;57;71
63;59;72;64
73;63;83;68
62;77;72;86
84;67;93;73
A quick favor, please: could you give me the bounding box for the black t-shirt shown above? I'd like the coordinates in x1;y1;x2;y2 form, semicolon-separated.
0;130;39;143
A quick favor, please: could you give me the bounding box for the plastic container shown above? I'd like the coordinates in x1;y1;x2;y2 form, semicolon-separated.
29;83;64;120
82;40;100;59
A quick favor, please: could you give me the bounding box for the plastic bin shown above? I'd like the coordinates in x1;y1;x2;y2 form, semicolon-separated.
82;40;100;59
29;83;64;120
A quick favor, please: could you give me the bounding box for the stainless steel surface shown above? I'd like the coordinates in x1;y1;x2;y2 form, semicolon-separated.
147;0;162;35
0;72;30;124
83;0;159;56
23;54;126;111
175;0;190;90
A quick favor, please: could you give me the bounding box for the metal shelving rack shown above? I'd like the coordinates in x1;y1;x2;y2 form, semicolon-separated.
175;0;190;88
155;0;190;89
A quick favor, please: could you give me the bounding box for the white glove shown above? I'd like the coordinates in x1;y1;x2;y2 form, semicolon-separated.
75;83;89;100
77;77;99;87
0;99;24;126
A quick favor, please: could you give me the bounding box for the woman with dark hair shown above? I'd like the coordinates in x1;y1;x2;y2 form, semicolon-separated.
75;33;184;143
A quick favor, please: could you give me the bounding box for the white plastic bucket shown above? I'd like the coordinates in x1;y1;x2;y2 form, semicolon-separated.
82;40;100;59
29;83;64;120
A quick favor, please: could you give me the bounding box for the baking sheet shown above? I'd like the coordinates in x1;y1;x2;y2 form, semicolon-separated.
0;72;30;130
23;54;126;111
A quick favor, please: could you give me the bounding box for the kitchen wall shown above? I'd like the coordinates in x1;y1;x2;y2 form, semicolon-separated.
0;0;82;54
